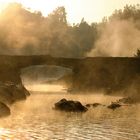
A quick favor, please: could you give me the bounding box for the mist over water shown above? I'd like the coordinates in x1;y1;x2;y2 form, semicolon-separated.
25;84;65;92
0;89;139;140
1;65;140;139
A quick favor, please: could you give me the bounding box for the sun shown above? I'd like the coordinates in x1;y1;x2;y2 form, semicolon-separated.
0;0;16;12
14;0;67;15
0;0;64;16
1;0;140;24
0;0;73;22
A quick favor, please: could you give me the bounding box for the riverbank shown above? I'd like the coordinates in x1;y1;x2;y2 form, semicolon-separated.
0;82;30;117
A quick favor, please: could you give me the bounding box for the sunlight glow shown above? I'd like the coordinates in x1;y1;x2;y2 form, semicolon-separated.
25;84;66;92
0;0;140;23
0;128;11;137
0;0;12;11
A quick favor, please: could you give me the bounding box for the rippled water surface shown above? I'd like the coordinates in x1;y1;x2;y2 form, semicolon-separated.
0;91;140;140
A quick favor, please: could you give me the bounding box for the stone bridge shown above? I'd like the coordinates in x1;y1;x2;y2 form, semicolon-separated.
0;55;140;94
0;55;140;116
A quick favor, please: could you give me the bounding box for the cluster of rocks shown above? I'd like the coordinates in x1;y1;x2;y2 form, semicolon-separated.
85;103;103;108
106;97;136;110
0;81;30;117
54;97;134;112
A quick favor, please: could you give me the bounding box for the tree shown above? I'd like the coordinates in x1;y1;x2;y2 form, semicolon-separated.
70;19;96;56
47;6;67;25
109;4;140;21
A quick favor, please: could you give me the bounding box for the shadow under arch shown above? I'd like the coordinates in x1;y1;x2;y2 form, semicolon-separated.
20;64;73;92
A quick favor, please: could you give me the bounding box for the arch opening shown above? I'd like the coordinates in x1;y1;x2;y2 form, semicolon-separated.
20;65;73;93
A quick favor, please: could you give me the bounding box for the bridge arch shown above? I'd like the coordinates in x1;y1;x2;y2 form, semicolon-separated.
20;64;73;92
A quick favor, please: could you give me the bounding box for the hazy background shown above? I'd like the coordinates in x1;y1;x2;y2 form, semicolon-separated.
0;0;140;23
0;2;139;57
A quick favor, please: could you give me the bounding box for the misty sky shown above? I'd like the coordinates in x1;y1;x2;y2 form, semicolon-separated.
0;0;140;23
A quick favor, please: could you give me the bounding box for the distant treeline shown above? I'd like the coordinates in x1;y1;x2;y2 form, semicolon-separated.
0;3;140;57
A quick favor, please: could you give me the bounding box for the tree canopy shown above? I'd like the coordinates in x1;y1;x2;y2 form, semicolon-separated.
0;3;139;57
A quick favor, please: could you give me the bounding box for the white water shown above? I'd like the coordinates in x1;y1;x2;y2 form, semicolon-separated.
0;86;139;140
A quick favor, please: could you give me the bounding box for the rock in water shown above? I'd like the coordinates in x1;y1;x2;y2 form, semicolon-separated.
85;104;92;108
5;82;30;101
0;85;14;104
117;97;134;104
92;103;102;107
16;84;30;97
0;81;30;105
107;102;121;110
0;102;10;117
86;103;102;108
54;98;88;112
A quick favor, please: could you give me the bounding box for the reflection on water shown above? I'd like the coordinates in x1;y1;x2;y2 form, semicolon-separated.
0;89;140;140
25;84;65;92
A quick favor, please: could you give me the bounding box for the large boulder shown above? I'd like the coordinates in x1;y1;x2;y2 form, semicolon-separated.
0;82;30;105
0;85;15;104
15;84;30;97
5;82;30;102
0;102;10;117
54;98;88;112
0;81;30;118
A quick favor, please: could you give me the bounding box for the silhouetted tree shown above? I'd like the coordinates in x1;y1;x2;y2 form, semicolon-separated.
47;6;67;25
69;19;96;56
109;4;140;21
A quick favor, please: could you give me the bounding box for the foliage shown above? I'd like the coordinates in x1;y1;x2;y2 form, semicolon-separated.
109;4;140;21
0;3;139;57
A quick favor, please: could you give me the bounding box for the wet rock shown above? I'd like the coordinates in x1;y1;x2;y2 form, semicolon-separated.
85;104;92;108
92;103;102;107
0;85;15;104
16;84;30;97
0;81;30;118
0;102;10;117
107;102;121;110
5;82;30;101
86;103;102;108
0;82;30;105
54;98;88;112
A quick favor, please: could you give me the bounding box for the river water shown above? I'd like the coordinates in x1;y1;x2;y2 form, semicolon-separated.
0;85;140;140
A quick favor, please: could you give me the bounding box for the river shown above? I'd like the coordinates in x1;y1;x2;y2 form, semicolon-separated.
0;84;139;140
